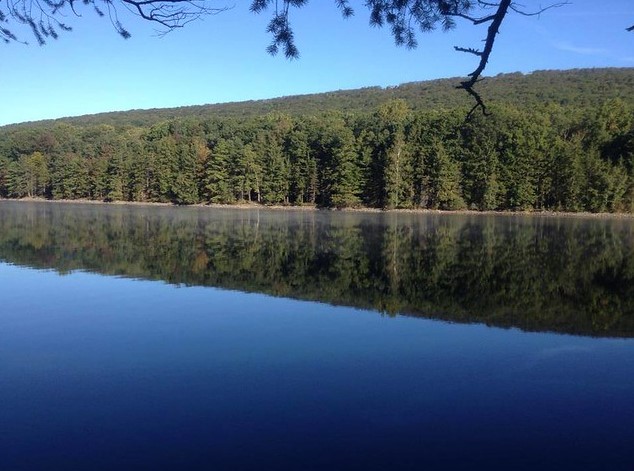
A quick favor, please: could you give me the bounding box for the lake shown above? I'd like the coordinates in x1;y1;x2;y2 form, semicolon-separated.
1;201;633;470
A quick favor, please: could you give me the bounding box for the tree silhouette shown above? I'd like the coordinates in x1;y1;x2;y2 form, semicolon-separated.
0;0;226;44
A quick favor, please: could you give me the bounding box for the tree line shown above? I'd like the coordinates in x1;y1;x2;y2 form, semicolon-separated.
0;97;633;212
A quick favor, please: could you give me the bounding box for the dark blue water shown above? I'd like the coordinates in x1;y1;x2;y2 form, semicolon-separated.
1;203;633;470
2;263;633;470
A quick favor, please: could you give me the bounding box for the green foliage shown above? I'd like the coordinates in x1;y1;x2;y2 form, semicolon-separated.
203;139;233;204
285;125;316;204
0;155;9;197
257;132;290;204
460;118;501;210
314;118;362;208
3;69;632;129
0;69;633;213
546;137;583;211
49;153;90;199
374;100;413;208
172;141;200;205
426;140;466;210
3;152;49;198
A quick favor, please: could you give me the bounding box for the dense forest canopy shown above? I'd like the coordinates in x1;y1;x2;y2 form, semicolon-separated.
1;68;634;212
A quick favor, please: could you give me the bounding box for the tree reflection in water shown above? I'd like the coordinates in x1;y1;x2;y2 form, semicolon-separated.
1;201;632;337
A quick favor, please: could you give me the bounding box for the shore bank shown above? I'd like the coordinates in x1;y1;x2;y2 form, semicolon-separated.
2;197;634;219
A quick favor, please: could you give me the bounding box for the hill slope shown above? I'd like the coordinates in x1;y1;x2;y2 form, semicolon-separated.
4;68;634;129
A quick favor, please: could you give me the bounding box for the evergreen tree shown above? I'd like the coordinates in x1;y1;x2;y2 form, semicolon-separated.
257;132;289;204
49;153;90;199
171;140;200;205
426;140;466;210
203;138;233;204
104;152;126;202
547;137;583;211
242;144;263;203
286;126;315;204
126;140;152;201
377;100;413;208
144;130;177;202
315;118;361;208
0;155;8;197
460;115;502;210
6;159;28;197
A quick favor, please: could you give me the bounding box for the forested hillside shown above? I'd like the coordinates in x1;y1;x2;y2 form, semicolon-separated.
1;68;633;212
6;68;634;128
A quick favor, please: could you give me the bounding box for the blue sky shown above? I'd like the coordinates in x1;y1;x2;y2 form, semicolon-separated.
2;0;632;125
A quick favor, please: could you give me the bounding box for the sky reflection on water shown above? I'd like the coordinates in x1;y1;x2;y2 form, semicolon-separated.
1;260;633;470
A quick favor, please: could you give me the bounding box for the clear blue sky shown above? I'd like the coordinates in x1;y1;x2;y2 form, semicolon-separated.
1;0;632;126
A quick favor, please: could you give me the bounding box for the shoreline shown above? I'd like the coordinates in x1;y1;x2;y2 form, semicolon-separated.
2;196;634;219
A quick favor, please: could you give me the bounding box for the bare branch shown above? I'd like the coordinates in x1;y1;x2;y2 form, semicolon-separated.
454;45;482;56
448;12;496;25
477;1;501;8
0;0;228;43
509;2;571;17
119;0;227;32
457;0;511;115
464;87;490;118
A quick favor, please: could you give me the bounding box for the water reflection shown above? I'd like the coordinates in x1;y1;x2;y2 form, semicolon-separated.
1;201;632;337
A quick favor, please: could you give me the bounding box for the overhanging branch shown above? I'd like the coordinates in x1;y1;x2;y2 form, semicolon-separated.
0;0;228;43
119;0;227;34
456;0;511;117
454;46;482;56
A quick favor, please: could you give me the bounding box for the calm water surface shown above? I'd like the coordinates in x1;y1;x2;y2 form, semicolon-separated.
1;201;633;470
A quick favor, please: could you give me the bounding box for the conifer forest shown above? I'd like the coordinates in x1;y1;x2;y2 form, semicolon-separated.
2;69;633;213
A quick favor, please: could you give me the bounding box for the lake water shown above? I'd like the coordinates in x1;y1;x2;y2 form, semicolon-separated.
1;201;633;470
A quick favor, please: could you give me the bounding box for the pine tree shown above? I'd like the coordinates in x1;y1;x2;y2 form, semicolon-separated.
426;140;465;210
547;137;583;211
0;155;9;197
171;140;200;205
315;118;361;208
203;139;233;204
258;133;289;204
460;117;501;210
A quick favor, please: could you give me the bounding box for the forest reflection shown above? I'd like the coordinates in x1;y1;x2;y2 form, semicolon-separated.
1;201;633;337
